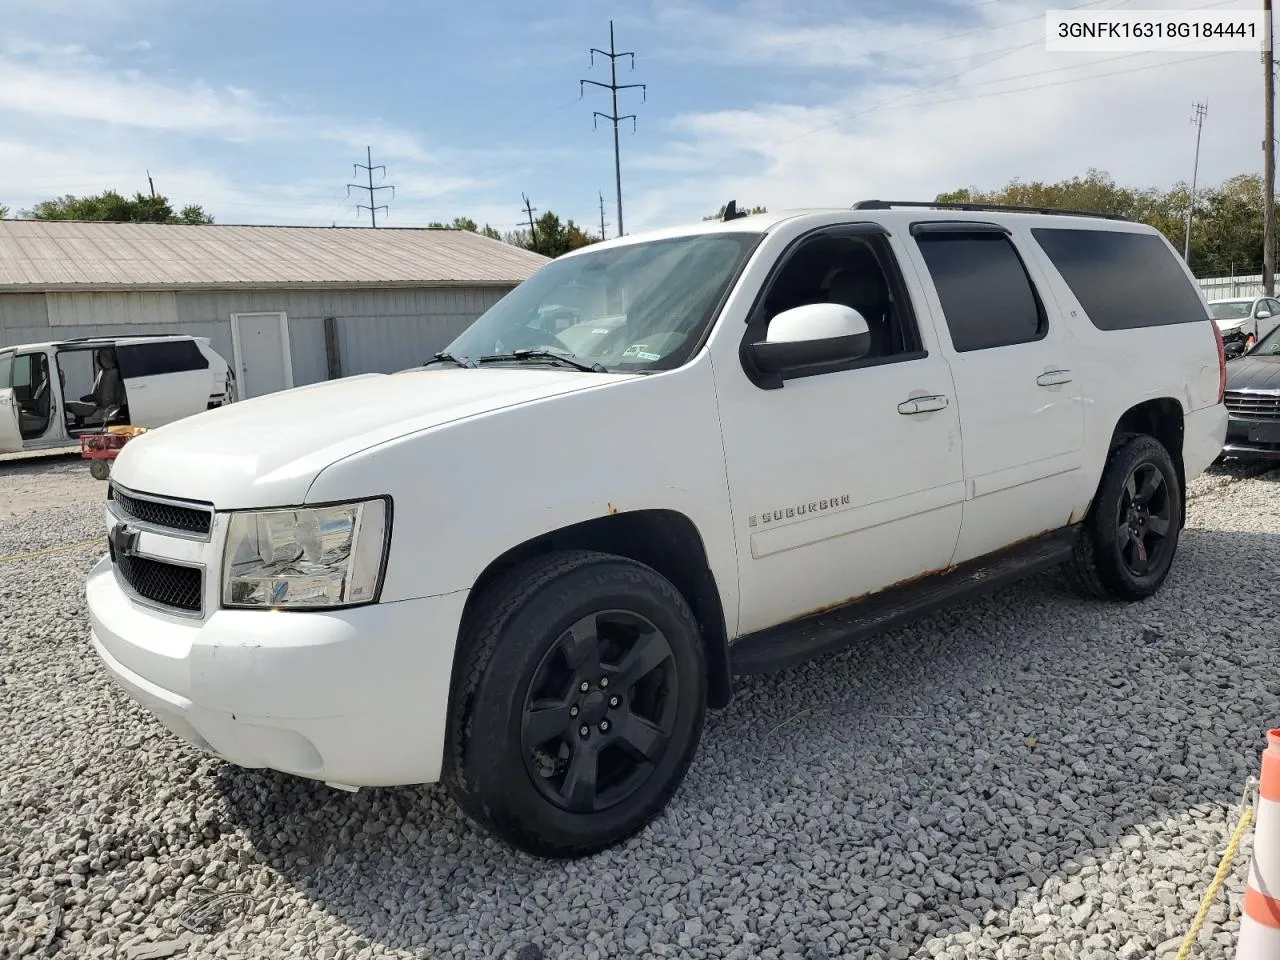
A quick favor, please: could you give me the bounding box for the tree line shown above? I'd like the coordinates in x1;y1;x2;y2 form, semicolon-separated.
4;172;1264;276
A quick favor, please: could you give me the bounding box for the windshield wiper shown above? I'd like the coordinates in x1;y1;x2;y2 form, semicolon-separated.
423;351;477;369
478;349;608;373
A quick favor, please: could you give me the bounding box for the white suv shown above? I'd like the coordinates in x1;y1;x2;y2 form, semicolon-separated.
85;202;1227;858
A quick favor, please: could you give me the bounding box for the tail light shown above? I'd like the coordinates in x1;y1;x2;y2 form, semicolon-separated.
1211;320;1226;404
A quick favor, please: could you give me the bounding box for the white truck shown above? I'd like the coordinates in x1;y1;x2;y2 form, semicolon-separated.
0;334;233;455
85;202;1227;858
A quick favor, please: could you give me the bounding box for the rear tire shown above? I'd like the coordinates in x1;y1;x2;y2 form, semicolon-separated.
1069;434;1182;601
89;460;111;481
443;550;707;859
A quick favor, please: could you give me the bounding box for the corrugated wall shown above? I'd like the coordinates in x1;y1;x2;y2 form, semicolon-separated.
174;286;511;385
0;286;511;387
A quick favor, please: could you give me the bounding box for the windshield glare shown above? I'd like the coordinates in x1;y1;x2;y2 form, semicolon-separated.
1210;301;1252;320
443;232;761;372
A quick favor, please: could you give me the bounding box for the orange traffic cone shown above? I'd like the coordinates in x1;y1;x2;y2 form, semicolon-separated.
1238;729;1280;958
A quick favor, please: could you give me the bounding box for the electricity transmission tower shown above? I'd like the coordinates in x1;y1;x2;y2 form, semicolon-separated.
347;146;395;227
1184;102;1207;262
580;21;645;238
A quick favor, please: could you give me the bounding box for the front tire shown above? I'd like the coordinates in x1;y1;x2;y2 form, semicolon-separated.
444;550;707;859
1069;434;1182;601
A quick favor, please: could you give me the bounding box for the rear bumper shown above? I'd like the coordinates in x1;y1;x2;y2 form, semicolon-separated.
1183;403;1229;478
86;555;468;787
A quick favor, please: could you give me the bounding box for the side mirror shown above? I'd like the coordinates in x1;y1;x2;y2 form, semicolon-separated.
1257;309;1272;319
748;303;871;375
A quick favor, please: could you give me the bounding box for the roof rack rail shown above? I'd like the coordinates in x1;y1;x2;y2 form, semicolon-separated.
851;199;1130;221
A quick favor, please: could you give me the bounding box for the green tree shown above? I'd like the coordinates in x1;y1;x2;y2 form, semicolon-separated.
703;203;767;220
424;217;503;240
502;212;598;257
22;190;213;224
0;204;8;219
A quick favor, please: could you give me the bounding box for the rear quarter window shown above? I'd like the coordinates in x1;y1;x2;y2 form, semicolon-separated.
116;340;210;378
1031;228;1208;331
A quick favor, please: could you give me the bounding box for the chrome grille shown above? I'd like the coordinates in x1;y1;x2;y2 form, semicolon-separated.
112;550;203;615
108;484;212;536
1224;390;1280;420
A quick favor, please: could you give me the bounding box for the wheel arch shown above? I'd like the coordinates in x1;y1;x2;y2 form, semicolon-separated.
1109;397;1186;527
457;509;734;709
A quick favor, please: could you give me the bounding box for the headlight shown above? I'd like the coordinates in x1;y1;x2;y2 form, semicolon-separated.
221;498;389;609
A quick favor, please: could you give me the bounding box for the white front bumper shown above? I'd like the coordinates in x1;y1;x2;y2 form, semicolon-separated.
86;554;468;787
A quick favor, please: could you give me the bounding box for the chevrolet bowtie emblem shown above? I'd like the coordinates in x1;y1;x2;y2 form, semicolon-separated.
109;523;139;558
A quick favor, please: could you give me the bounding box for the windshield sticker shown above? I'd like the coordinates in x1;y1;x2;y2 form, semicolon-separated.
622;343;661;361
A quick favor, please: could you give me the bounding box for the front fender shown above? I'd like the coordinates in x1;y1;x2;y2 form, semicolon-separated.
304;361;741;639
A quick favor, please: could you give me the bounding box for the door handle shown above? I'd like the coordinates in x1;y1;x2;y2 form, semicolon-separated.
898;395;949;415
1036;369;1073;386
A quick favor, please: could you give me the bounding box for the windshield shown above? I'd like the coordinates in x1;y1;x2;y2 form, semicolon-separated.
1209;301;1252;320
1253;324;1280;356
442;232;762;372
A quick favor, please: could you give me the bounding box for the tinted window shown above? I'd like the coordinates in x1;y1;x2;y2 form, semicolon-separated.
1031;228;1208;330
916;234;1045;352
116;340;209;378
0;352;11;390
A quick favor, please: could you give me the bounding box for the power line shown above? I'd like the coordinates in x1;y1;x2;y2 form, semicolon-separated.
1185;101;1208;261
581;20;646;237
346;145;395;227
1265;0;1275;295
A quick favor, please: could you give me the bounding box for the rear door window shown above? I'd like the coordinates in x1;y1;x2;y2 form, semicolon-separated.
1031;228;1208;330
0;352;12;389
116;340;209;378
915;233;1046;352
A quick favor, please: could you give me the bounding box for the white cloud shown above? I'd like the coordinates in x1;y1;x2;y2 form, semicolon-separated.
623;0;1264;230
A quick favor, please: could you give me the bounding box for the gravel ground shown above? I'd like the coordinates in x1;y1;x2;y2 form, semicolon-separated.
2;453;1278;960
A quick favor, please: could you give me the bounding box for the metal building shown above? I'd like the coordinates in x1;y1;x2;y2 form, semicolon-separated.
0;220;549;397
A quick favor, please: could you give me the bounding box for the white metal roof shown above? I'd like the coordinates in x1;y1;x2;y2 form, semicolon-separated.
0;219;550;292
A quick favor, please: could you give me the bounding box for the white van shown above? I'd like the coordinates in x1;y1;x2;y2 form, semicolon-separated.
0;335;233;455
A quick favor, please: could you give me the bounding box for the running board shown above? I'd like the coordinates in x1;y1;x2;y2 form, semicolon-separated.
729;526;1079;677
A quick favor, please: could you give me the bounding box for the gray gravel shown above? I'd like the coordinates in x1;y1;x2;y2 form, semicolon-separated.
2;452;1278;960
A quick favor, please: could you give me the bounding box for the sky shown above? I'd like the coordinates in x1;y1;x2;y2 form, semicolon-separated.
0;0;1268;236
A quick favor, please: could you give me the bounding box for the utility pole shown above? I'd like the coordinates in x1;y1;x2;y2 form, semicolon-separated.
581;20;645;238
347;146;395;227
1184;101;1207;263
598;191;610;240
522;193;539;254
1265;0;1276;294
146;170;156;199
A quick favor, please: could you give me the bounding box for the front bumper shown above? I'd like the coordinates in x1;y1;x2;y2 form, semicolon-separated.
1223;413;1280;461
87;555;468;787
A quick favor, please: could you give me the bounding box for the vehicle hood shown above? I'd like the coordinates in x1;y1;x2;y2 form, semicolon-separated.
1213;315;1251;332
1226;354;1280;392
111;367;637;508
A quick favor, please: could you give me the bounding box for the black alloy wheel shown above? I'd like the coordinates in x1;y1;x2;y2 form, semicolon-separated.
444;550;707;859
1115;460;1174;578
520;610;678;814
1068;433;1183;602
